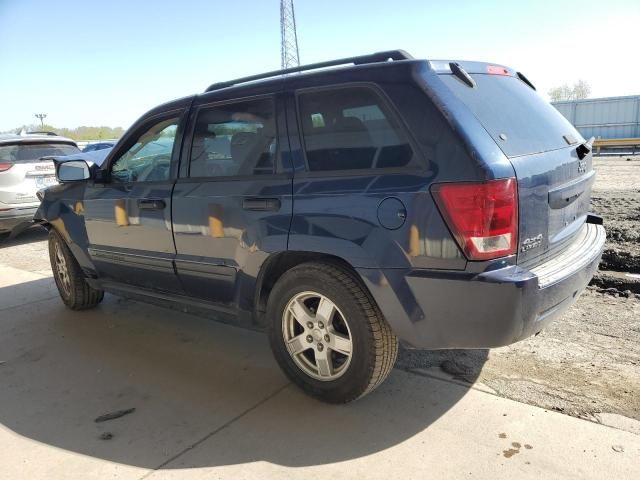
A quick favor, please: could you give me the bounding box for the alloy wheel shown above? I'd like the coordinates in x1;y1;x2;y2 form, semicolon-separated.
54;241;72;297
282;291;353;381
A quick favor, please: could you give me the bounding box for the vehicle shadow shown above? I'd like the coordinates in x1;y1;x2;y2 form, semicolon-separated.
0;225;48;248
0;276;488;470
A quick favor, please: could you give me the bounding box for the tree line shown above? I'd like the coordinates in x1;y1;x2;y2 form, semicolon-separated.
3;124;125;141
548;80;591;103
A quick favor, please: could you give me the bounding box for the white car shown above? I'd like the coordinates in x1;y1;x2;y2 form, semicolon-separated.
0;132;80;236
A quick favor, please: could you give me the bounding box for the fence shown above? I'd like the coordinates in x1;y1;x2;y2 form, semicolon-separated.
552;95;640;140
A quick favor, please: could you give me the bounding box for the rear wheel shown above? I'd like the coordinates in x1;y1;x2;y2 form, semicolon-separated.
49;230;104;310
267;262;398;403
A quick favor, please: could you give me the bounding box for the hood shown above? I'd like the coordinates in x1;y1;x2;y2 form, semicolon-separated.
43;147;112;168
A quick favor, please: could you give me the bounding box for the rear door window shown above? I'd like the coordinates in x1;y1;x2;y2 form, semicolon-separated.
188;98;276;178
297;86;417;172
440;74;582;157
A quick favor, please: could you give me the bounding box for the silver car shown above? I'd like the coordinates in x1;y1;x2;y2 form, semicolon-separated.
0;133;80;235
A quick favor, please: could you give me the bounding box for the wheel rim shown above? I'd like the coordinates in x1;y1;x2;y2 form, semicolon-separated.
53;242;72;297
282;291;353;381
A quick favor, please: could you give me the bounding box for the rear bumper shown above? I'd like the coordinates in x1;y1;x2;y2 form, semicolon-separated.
359;223;606;349
0;205;38;233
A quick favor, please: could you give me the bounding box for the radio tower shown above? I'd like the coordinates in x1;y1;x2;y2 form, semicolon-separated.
280;0;300;69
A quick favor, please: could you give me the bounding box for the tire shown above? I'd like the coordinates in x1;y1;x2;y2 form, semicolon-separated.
49;229;104;310
267;261;398;403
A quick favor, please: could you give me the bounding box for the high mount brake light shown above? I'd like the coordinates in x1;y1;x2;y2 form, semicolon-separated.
487;65;509;75
431;178;518;260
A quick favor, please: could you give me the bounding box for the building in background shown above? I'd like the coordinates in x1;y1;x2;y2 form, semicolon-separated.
552;95;640;139
553;95;640;154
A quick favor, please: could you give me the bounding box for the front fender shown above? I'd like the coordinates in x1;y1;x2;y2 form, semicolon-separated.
35;183;96;276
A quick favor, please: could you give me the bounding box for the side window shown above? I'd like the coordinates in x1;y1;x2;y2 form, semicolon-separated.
189;98;276;178
111;117;179;183
297;86;416;172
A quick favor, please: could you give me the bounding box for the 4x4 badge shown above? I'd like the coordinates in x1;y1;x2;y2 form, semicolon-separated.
578;160;587;174
521;234;543;252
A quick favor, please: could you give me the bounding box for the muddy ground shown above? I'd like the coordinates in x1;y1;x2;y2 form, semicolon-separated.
399;156;640;428
591;157;640;281
2;156;639;430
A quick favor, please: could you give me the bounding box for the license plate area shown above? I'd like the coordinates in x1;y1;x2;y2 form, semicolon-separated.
34;175;58;188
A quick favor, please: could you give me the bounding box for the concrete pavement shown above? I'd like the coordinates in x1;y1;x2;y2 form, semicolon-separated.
0;264;638;479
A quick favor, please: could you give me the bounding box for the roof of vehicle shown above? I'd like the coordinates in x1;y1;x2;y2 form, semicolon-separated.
129;50;527;148
200;50;520;95
204;50;415;92
26;131;59;136
0;132;78;146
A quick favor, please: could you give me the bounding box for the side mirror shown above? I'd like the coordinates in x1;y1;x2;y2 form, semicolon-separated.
57;160;91;183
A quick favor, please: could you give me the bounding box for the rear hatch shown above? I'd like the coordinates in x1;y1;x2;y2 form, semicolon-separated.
0;142;80;205
436;62;594;264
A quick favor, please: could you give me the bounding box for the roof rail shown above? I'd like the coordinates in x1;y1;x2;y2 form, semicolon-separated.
205;49;413;93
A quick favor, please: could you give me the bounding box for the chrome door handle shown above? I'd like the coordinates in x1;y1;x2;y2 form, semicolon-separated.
242;198;281;211
138;199;166;210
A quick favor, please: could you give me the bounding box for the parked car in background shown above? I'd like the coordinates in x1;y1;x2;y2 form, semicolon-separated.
36;50;605;403
82;140;117;153
0;132;80;236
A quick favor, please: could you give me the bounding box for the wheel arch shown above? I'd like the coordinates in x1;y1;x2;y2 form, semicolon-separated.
42;217;97;279
254;251;371;326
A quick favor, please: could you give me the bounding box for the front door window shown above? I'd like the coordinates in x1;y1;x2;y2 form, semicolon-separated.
111;118;179;183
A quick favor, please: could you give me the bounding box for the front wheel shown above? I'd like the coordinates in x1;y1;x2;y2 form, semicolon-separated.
267;262;398;403
49;230;104;310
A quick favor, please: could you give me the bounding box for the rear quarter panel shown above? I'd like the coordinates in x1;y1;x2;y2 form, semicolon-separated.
283;62;515;271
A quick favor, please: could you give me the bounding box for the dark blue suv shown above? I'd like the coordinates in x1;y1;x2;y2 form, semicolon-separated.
37;51;605;403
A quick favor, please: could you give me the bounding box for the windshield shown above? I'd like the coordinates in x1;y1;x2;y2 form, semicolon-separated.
0;142;80;162
440;74;583;157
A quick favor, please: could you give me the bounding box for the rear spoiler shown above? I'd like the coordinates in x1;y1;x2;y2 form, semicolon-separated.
430;60;536;90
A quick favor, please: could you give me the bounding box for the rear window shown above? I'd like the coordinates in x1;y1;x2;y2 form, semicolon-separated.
440;74;582;157
297;86;417;172
0;142;80;162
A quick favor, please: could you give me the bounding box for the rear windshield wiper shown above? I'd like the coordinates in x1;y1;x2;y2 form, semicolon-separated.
449;62;476;88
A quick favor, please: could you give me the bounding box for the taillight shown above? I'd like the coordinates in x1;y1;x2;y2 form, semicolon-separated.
0;163;13;172
431;178;518;260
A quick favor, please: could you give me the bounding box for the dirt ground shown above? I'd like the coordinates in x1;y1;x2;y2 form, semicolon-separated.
399;156;640;427
2;156;639;430
591;157;640;277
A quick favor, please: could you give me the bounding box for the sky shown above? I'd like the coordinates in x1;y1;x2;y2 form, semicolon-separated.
0;0;638;131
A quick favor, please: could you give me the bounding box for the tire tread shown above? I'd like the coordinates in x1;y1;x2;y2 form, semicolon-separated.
268;261;398;403
49;230;104;310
